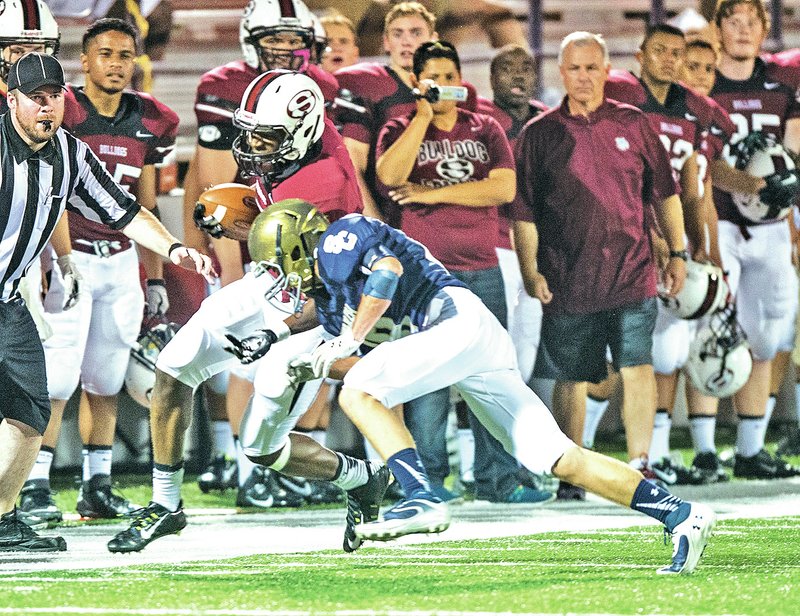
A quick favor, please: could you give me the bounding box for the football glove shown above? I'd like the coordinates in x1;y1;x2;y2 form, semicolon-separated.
759;168;800;211
224;329;278;364
193;202;224;239
146;279;169;317
56;254;82;311
287;353;317;385
311;331;361;379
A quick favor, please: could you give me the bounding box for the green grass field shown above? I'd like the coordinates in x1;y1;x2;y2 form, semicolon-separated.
3;517;799;616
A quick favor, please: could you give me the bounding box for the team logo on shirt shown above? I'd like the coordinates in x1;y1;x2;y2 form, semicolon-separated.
436;158;474;182
615;137;630;152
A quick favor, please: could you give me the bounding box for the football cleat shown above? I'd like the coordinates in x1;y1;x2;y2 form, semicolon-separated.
76;475;139;519
733;449;800;479
0;509;66;552
777;427;800;457
354;490;450;542
236;467;306;509
343;463;391;552
18;479;63;528
504;484;555;504
556;481;586;501
107;501;187;553
658;503;716;575
197;455;238;493
306;480;345;505
690;451;729;484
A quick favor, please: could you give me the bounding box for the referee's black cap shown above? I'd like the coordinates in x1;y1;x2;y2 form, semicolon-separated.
7;52;66;96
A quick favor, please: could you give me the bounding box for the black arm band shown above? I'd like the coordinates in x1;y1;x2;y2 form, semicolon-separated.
168;242;184;257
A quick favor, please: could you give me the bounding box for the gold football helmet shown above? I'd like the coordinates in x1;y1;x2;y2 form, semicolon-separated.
248;199;329;310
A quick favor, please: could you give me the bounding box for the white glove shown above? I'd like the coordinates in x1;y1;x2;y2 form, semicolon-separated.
146;279;169;317
287;353;317;385
311;331;361;379
56;254;82;310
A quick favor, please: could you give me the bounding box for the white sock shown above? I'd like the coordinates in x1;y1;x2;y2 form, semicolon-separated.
152;465;184;511
212;421;235;459
649;410;671;463
761;395;777;444
309;429;326;446
84;447;113;481
29;449;54;483
736;416;765;458
583;397;610;449
689;415;717;454
458;428;475;483
236;438;256;487
330;453;370;490
363;438;383;464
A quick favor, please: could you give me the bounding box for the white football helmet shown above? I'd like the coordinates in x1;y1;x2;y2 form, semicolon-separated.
685;306;752;398
0;0;60;82
232;70;325;185
732;133;797;222
240;0;317;71
659;260;729;320
125;323;178;408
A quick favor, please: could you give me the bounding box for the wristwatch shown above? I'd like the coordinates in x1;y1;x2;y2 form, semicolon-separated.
669;249;689;261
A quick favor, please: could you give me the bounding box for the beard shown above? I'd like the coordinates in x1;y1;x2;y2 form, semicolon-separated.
21;118;58;144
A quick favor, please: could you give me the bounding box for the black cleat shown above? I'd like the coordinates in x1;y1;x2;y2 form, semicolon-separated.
77;475;139;519
556;481;586;501
235;467;306;509
18;479;63;528
197;455;238;493
343;463;391;553
691;451;730;484
777;427;800;457
0;509;66;552
107;501;186;553
733;449;799;479
306;480;345;505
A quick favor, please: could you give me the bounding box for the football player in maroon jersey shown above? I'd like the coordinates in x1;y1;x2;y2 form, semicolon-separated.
707;0;800;479
18;18;179;526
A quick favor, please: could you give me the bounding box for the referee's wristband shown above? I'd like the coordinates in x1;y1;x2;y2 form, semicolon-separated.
168;242;184;258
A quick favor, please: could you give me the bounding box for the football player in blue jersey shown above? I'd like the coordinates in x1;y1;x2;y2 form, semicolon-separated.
241;199;718;575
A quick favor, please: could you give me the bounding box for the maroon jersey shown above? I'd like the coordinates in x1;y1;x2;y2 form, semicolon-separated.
334;62;478;221
252;115;362;222
62;85;178;250
477;95;547;250
194;60;338;154
375;108;514;271
764;48;800;90
697;94;737;184
710;57;800;226
512;99;678;314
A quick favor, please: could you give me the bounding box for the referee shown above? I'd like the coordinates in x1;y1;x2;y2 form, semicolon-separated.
0;52;214;552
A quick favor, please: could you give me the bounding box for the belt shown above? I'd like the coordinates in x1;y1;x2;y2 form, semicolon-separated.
73;238;131;258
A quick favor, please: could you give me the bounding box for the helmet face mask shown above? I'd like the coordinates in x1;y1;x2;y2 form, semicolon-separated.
0;0;60;82
240;0;317;70
125;323;178;408
232;125;298;182
248;28;314;71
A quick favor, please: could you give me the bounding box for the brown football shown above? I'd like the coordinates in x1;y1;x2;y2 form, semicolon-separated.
197;183;259;241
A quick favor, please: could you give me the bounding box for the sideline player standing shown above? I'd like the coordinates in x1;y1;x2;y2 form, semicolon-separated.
18;18;179;526
0;52;213;552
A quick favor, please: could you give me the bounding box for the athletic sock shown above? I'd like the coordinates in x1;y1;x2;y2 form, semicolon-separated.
736;415;765;458
387;448;431;497
761;395;777;445
689;414;717;454
83;445;112;482
649;409;672;462
152;462;184;511
330;452;370;490
212;420;235;459
236;437;256;488
29;447;55;483
457;428;475;483
629;479;688;532
583;396;610;449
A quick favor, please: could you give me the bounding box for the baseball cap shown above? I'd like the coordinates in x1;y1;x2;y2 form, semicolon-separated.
7;52;66;95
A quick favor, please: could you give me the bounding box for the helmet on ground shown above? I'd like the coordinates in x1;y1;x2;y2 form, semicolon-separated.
732;131;797;222
248;199;329;309
685;306;752;398
240;0;317;71
232;70;325;185
0;0;60;82
659;260;728;320
125;322;178;408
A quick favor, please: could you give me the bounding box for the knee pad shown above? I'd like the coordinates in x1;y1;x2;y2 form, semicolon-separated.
156;322;212;389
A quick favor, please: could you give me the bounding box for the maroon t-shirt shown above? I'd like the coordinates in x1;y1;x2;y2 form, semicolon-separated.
477;95;547;250
62;85;178;250
512;99;678;314
375;108;514;271
710;57;800;226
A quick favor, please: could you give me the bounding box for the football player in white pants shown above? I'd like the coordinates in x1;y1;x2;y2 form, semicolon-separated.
239;200;717;575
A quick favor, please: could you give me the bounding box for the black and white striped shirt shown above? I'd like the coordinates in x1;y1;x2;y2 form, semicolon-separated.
0;112;140;301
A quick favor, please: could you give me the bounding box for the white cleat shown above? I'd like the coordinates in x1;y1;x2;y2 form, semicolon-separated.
355;494;451;541
658;503;716;575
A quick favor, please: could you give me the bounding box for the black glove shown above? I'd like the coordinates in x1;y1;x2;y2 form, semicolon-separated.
759;168;800;212
224;329;278;364
193;203;224;239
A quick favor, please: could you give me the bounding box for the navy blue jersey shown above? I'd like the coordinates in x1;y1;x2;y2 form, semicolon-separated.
315;214;466;338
